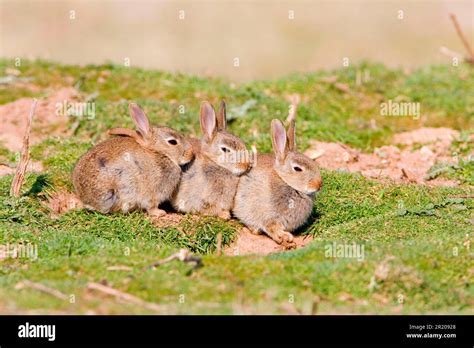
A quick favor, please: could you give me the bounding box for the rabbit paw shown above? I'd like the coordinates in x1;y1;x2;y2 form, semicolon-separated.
247;227;262;235
147;208;166;218
281;235;297;250
280;231;294;243
266;224;294;245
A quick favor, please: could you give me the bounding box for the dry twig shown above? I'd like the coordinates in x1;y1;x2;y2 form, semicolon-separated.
442;14;474;65
449;13;474;62
122;249;202;283
15;280;68;301
286;94;300;123
144;249;201;270
87;282;163;312
10;99;37;197
107;265;133;271
448;194;474;199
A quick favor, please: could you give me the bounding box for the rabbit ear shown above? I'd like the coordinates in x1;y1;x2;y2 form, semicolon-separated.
200;102;217;142
287;119;296;151
216;100;227;131
128;103;150;137
271;119;288;162
108;128;147;146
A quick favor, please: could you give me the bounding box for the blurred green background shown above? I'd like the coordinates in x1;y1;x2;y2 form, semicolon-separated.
1;0;473;82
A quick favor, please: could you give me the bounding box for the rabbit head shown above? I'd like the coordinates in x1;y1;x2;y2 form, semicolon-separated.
109;103;194;166
199;101;251;176
271;119;322;195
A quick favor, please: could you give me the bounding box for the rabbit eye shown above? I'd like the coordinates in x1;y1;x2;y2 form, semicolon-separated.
221;147;230;153
167;139;178;145
293;166;303;172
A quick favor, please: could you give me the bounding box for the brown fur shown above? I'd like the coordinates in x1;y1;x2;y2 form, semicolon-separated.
72;103;193;216
171;101;250;219
233;119;322;246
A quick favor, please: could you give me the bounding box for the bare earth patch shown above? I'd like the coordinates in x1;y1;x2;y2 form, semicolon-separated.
224;227;313;256
0;87;77;152
305;127;463;187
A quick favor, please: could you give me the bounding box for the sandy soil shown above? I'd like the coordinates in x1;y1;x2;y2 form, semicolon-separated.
223;227;313;256
305;127;465;187
0;88;77;178
0;87;77;152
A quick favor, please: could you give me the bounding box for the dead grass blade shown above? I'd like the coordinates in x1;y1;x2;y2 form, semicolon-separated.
10;99;37;197
15;280;68;301
87;282;163;312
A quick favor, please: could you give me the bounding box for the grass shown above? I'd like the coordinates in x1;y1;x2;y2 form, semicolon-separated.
0;59;472;314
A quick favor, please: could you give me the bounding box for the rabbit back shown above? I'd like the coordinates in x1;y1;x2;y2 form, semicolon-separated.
73;136;181;213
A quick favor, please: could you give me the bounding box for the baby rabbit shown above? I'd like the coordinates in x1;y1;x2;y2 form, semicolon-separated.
171;101;251;219
233;118;322;247
72;103;194;217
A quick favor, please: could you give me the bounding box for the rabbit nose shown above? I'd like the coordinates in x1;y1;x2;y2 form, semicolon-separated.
182;148;194;163
308;178;322;191
237;161;251;173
